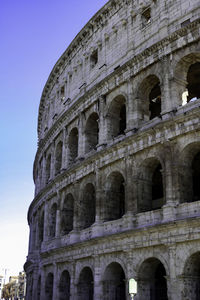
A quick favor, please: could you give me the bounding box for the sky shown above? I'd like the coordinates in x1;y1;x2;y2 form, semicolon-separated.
0;0;108;281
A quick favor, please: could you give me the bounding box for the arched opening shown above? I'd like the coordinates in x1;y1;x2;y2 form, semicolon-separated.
59;270;70;300
138;75;161;121
85;113;99;153
183;252;200;300
68;128;78;165
77;267;93;300
80;183;96;229
107;95;126;139
49;203;57;238
138;159;164;213
46;154;51;183
60;194;74;235
138;258;168;300
38;211;44;243
192;151;200;202
45;273;54;300
55;141;63;175
104;172;125;222
180;143;200;203
37;276;41;300
149;83;161;120
103;262;126;300
186;62;200;102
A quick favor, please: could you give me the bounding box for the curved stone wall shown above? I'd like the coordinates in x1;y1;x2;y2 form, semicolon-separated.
25;0;200;299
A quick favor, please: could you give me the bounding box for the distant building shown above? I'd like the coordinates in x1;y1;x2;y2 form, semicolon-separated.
1;272;26;300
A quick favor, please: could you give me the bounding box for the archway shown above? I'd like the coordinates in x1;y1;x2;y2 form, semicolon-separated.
138;258;168;300
138;75;161;121
138;159;164;212
104;172;125;222
107;95;126;139
68;128;78;165
80;183;96;229
59;270;70;300
45;273;54;300
46;154;51;183
55;141;63;175
85;113;99;153
103;262;126;300
60;193;74;235
182;252;200;300
77;267;94;300
38;211;44;243
49;203;57;238
192;151;200;201
37;276;41;300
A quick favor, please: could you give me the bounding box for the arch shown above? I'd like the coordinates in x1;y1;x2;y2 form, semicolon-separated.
138;158;164;212
138;75;161;121
38;211;44;243
137;257;168;300
46;154;51;183
37;275;41;300
182;252;200;300
49;203;57;238
173;53;200;106
77;267;94;300
68;127;78;165
45;272;54;300
55;141;63;175
60;193;74;235
102;262;126;300
179;142;200;203
59;270;70;300
104;171;125;222
85;112;99;153
107;95;126;139
80;183;96;229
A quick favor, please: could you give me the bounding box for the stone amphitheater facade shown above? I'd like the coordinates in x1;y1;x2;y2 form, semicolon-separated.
24;0;200;299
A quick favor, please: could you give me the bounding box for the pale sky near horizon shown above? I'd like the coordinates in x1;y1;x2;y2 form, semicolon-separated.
0;0;108;282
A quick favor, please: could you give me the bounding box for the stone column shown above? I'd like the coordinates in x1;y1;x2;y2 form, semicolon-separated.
40;268;46;300
162;143;178;222
62;126;68;170
43;201;49;242
52;264;58;300
93;256;103;300
97;95;107;148
78;112;85;159
126;80;138;131
50;142;55;180
32;267;39;300
55;209;61;238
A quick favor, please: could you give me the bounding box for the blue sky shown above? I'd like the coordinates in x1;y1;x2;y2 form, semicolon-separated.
0;0;108;279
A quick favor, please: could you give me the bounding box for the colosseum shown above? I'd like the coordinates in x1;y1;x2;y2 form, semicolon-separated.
25;0;200;299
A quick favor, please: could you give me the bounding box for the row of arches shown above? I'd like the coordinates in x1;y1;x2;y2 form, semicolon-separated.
36;251;200;300
39;57;200;187
36;146;200;242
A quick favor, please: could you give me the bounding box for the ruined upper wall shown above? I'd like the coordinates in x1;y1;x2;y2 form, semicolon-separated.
37;0;199;141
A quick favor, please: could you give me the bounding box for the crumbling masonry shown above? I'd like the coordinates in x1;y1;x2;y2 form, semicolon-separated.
25;0;200;299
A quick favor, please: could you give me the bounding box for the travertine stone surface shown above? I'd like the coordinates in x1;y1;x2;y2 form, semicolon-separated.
25;0;200;299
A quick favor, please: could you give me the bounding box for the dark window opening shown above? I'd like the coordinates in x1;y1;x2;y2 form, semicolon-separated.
152;164;163;209
90;50;98;68
85;113;99;153
60;194;74;235
119;104;126;135
192;152;200;202
68;128;78;165
59;271;70;300
187;62;200;103
49;203;57;238
60;86;65;100
39;212;44;243
142;7;151;25
55;142;63;175
152;263;168;300
45;273;54;300
81;184;96;229
149;83;161;120
78;268;94;300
